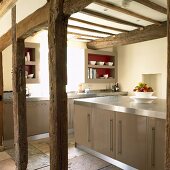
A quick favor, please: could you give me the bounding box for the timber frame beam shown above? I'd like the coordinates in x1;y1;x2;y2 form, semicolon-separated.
95;0;161;25
81;9;143;28
0;52;3;148
87;22;167;49
0;3;49;52
0;0;17;17
12;6;28;170
69;17;128;33
133;0;167;14
166;0;170;169
0;0;96;52
64;0;96;15
48;0;96;169
68;25;113;35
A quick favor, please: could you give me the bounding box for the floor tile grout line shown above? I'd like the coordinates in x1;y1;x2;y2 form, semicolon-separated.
29;143;49;156
97;165;113;170
34;165;50;170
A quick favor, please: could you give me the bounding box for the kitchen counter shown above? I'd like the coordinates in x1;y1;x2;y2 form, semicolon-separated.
74;96;166;119
4;91;128;101
4;97;50;102
67;91;128;99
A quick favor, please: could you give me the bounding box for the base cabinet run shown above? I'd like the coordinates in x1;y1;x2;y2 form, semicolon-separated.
93;108;116;158
116;112;147;170
68;99;74;129
74;105;92;148
74;104;165;170
147;118;165;170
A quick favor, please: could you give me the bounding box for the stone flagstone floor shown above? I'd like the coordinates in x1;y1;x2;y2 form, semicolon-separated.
0;134;122;170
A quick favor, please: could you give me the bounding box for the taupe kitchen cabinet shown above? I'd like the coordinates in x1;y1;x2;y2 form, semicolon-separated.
3;101;13;140
92;108;116;158
27;101;49;136
147;118;165;170
67;99;74;130
3;100;49;140
116;112;147;170
74;104;92;148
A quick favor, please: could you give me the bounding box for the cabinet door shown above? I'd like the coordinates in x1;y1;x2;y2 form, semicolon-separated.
116;112;147;170
147;118;165;170
74;104;92;148
93;108;115;158
27;101;49;136
67;99;74;129
3;102;13;140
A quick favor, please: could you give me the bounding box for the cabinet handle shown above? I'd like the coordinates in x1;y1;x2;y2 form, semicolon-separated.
110;119;113;152
87;114;91;142
118;120;122;154
151;127;156;167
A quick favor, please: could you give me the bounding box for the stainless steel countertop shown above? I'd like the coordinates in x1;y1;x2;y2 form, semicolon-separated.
3;91;128;102
67;91;128;99
4;97;50;102
74;96;166;120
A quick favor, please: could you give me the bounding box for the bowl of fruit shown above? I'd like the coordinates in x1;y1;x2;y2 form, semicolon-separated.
133;82;153;98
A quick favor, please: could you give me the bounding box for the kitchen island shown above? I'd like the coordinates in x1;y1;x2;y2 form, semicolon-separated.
74;96;166;170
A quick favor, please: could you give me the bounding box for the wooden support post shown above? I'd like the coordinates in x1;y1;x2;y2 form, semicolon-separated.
12;6;28;170
166;0;170;169
0;52;4;149
48;0;69;169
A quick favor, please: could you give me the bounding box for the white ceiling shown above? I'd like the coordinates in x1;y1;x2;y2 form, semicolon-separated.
70;0;167;41
102;0;167;21
0;0;168;42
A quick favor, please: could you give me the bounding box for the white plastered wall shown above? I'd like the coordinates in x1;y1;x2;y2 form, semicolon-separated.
117;37;167;99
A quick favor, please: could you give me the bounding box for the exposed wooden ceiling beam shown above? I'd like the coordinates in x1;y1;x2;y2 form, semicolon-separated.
81;9;143;28
68;31;103;38
69;17;128;33
87;22;167;49
0;0;17;17
64;0;95;15
95;0;161;25
133;0;167;14
68;25;114;35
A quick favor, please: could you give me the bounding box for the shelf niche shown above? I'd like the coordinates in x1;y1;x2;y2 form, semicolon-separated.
25;42;40;84
86;50;116;83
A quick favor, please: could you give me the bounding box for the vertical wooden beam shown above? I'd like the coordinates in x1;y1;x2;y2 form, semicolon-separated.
12;6;28;170
166;0;170;169
0;52;4;147
48;0;69;169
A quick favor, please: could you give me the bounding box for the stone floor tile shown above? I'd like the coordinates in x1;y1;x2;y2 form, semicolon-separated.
0;151;11;161
30;138;50;154
28;153;50;170
31;142;49;154
6;144;43;160
68;143;87;160
68;133;75;145
99;165;122;170
68;154;110;170
0;158;16;170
